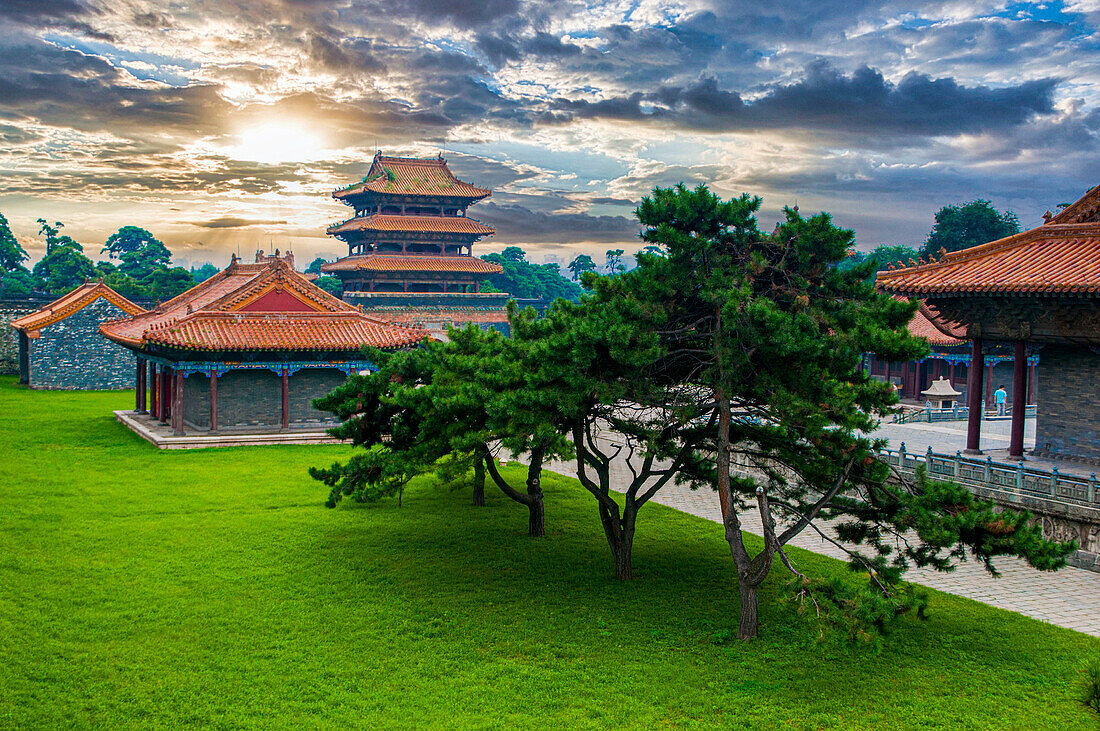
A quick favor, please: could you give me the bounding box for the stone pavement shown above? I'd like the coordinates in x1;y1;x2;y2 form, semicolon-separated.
532;416;1100;637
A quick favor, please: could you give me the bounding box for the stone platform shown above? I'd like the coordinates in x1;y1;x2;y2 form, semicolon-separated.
114;411;345;449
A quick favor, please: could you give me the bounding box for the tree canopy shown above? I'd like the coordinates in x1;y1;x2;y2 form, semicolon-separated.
103;226;163;259
0;212;28;274
567;254;597;281
922;200;1020;259
313;183;1073;644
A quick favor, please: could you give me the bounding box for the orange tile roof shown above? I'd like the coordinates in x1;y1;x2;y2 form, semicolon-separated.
142;312;425;351
904;299;966;346
877;224;1100;297
327;214;494;236
321;254;504;274
101;255;424;352
334;154;491;201
1050;184;1100;224
10;282;146;332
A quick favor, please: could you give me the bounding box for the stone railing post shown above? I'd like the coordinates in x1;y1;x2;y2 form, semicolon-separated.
1016;461;1024;492
985;456;993;483
898;443;907;471
954;450;961;478
1090;473;1097;504
1050;467;1058;497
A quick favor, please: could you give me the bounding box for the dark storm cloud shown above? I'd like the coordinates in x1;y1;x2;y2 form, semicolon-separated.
0;0;92;23
477;202;638;244
191;217;289;228
0;40;227;140
553;63;1058;139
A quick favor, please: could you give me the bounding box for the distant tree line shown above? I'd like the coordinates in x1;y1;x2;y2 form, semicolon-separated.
842;199;1021;279
0;213;196;300
480;246;585;300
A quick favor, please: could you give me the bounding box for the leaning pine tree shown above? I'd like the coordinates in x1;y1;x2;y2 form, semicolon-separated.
612;184;1074;641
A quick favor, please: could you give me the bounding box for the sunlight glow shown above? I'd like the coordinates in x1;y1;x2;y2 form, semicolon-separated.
226;121;326;165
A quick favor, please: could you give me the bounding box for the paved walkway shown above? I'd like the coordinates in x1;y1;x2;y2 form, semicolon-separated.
534;417;1100;637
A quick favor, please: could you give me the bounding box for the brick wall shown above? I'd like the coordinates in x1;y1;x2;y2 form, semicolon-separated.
0;299;40;375
180;367;345;430
1034;346;1100;462
25;299;136;390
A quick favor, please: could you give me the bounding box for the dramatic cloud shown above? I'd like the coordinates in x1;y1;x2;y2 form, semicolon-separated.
0;0;1097;265
190;217;289;229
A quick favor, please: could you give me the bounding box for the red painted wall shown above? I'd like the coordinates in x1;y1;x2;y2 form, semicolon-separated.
238;290;320;312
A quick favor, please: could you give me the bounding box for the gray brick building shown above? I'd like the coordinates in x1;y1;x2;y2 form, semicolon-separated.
9;283;147;390
880;184;1100;464
100;252;425;438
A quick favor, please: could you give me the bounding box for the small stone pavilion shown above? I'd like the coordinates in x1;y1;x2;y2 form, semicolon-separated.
10;282;146;390
322;153;510;337
100;252;425;442
878;184;1100;463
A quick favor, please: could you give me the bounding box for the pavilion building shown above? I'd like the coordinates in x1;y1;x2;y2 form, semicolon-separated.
878;184;1100;463
865;300;1038;406
100;251;425;438
11;282;146;390
322;153;510;337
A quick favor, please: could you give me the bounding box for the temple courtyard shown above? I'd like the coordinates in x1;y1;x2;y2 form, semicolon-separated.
1;378;1098;728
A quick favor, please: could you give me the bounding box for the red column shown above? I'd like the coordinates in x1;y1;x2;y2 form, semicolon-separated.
172;369;184;436
1009;340;1028;458
151;365;160;419
209;371;218;432
949;361;956;387
985;363;994;410
1027;364;1035;404
135;357;146;413
965;339;984;454
883;361;891;391
281;368;290;430
161;366;171;423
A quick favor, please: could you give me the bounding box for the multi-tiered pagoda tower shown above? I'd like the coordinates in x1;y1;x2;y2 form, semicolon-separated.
321;153;509;336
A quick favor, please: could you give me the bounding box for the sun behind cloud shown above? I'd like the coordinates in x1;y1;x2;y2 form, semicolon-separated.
224;121;327;165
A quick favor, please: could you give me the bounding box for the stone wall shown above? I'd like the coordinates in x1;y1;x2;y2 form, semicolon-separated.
25;299;136;390
181;367;344;430
0;299;41;375
1034;346;1100;463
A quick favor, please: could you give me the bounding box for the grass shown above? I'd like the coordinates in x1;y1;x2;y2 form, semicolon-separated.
0;376;1097;729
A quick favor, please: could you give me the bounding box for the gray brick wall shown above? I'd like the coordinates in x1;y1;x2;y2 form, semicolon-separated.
1034;346;1100;462
0;300;39;375
25;299;136;390
180;367;344;430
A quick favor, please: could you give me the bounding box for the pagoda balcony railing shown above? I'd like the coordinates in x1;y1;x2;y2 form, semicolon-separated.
882;443;1100;512
892;403;1037;424
326;214;491;234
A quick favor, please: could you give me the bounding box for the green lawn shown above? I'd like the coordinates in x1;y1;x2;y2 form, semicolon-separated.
0;376;1097;729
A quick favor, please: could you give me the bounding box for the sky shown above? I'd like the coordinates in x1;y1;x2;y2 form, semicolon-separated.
1;1;1098;270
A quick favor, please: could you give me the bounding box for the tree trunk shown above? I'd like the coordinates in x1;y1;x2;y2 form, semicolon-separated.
738;580;759;641
472;456;486;507
528;497;545;538
526;447;546;537
599;504;636;581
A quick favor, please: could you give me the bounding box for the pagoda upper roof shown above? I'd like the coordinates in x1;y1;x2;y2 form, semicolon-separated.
327;214;494;237
321;254;504;275
333;154;491;202
877;185;1100;298
100;254;425;352
11;281;146;333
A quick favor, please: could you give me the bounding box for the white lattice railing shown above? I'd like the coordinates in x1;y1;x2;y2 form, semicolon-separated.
882;444;1099;510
